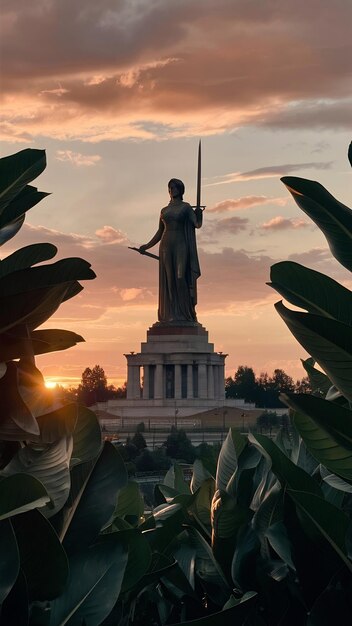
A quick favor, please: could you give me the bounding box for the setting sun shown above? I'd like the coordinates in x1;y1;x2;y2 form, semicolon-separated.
44;380;57;389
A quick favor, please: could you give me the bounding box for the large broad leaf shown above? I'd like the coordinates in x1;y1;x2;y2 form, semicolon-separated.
175;591;257;626
275;300;352;401
187;527;230;604
0;215;25;246
113;480;144;521
191;458;212;493
49;534;128;626
62;442;128;553
283;394;352;481
282;176;352;272
211;489;251;540
0;437;73;518
0;473;49;519
301;357;332;397
252;480;283;538
0;185;50;228
0;283;81;333
12;508;69;601
0;149;46;215
216;428;247;491
0;328;85;361
0;361;39;434
0;570;29;626
115;529;152;593
249;433;322;496
0;519;20;604
191;477;215;531
269;261;352;323
0;243;57;278
0;258;95;296
70;405;102;466
231;524;260;590
164;462;191;494
284;393;352;451
287;489;352;573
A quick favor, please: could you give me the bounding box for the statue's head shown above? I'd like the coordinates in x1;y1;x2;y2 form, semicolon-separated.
168;178;185;199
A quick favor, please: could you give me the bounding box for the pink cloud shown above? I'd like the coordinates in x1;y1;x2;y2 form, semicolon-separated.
208;196;288;212
56;150;101;166
208;162;333;186
261;216;309;231
95;226;129;244
1;0;351;141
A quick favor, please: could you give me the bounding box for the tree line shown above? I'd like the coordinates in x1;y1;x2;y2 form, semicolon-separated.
57;363;310;409
226;365;310;408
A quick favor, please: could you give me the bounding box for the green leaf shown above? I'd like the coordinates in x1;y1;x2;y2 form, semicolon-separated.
191;458;212;493
62;442;128;553
0;283;81;334
0;215;25;246
1;437;73;518
269;261;352;323
175;591;257;626
249;433;322;496
301;357;332;396
0;185;50;228
191;477;215;530
283;394;352;480
0;149;46;215
0;244;57;278
211;489;251;539
49;533;128;626
216;428;247;491
252;480;283;538
0;519;20;604
0;473;49;520
115;529;152;593
275;300;352;401
70;405;102;466
282;176;352;272
265;521;296;571
12;508;69;601
231;524;260;590
114;480;144;521
0;258;95;297
164;462;191;494
0;570;29;626
287;489;352;573
187;527;230;603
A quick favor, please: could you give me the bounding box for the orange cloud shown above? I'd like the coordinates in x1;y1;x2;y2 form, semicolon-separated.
208;196;288;212
1;0;351;141
261;216;309;231
56;150;102;166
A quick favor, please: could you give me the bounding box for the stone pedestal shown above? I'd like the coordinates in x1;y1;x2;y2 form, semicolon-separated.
123;322;226;413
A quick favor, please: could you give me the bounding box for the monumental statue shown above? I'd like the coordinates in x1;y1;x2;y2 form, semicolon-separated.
130;142;205;324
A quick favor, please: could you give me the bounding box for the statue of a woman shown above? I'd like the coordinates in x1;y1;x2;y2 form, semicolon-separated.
139;178;203;323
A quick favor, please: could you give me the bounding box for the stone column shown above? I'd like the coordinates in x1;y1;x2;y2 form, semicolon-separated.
127;364;140;399
219;362;225;399
155;363;164;399
175;364;182;399
208;365;215;399
142;364;149;400
198;363;208;399
187;364;193;399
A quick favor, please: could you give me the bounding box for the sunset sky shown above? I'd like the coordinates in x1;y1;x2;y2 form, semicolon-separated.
1;0;352;388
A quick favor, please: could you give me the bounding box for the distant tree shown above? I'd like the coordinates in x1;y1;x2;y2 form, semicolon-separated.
164;427;196;463
131;431;147;451
77;364;108;405
295;376;312;394
257;410;280;434
270;369;295;394
225;365;257;402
